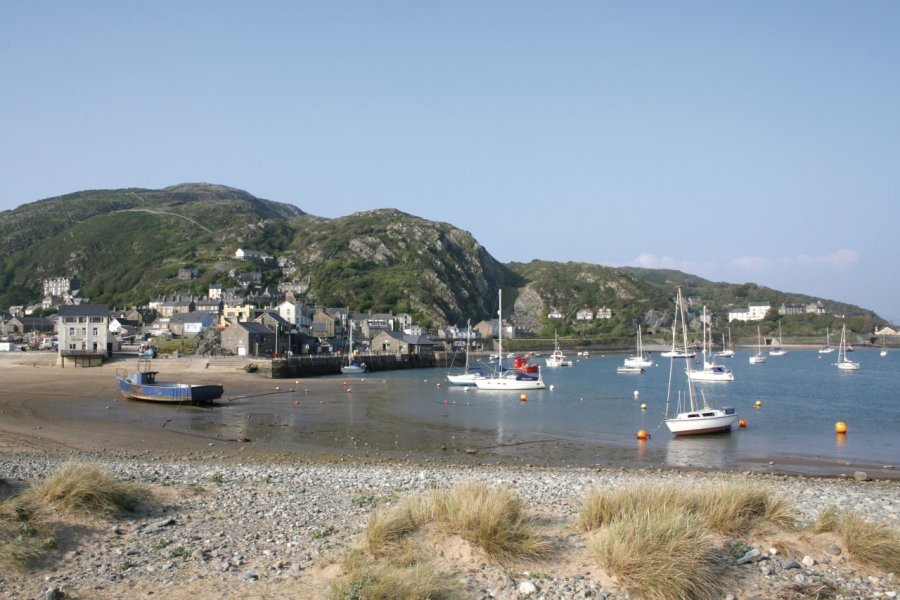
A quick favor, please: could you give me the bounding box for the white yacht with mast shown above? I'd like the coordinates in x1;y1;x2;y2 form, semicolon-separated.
475;290;546;390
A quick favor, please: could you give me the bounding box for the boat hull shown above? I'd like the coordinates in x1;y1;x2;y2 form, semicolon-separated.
117;378;223;405
475;371;545;390
446;373;483;386
665;409;737;436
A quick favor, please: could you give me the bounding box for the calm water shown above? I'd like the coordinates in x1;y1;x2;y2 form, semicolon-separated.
343;349;899;475
79;349;898;476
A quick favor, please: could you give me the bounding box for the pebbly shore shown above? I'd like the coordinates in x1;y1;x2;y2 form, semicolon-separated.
1;448;897;600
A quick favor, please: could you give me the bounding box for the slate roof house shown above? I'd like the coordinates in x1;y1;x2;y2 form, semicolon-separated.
370;331;437;356
220;322;276;357
168;312;216;337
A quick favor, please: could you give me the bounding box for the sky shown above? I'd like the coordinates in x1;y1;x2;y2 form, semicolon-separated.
2;2;898;321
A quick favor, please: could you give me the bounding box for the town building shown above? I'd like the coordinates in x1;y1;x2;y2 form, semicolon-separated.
57;304;110;367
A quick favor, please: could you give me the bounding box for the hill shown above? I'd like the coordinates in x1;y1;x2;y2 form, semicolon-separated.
0;184;885;335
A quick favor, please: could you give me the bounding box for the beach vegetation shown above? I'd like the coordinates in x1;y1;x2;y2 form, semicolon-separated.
429;481;551;561
579;481;794;536
579;481;796;600
332;549;456;600
0;464;150;576
0;497;54;575
813;507;900;572
19;463;145;518
587;510;722;600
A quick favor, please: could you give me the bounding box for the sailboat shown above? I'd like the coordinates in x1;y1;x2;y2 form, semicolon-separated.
714;327;735;358
665;289;738;436
340;320;367;374
623;325;654;368
688;306;734;382
661;321;696;358
769;322;787;356
749;326;766;364
545;331;573;367
818;328;835;354
475;291;546;390
835;324;860;371
881;336;889;357
446;320;485;386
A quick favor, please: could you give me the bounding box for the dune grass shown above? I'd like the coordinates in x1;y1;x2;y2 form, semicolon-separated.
579;481;796;600
580;481;795;536
336;481;548;599
588;510;721;600
431;481;551;561
0;463;150;576
813;506;900;573
19;463;146;518
0;497;55;575
332;549;456;600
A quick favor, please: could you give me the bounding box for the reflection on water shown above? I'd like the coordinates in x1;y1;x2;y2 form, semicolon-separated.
665;434;739;470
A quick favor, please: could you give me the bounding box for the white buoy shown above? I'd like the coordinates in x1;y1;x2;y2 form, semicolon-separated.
549;384;555;391
634;390;640;399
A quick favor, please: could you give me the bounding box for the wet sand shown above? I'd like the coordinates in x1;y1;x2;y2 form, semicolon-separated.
0;354;896;479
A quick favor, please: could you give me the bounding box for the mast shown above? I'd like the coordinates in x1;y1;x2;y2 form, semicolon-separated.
464;319;471;371
678;289;697;411
497;290;503;371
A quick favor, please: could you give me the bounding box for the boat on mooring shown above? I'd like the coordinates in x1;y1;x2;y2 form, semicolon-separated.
116;358;224;404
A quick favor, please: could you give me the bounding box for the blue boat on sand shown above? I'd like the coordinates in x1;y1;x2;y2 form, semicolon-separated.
116;359;224;405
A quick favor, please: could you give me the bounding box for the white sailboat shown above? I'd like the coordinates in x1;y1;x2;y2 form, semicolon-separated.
688;306;734;382
665;289;738;436
623;325;654;368
714;327;735;358
340;321;366;374
818;328;835;354
769;322;787;356
661;321;696;358
446;320;485;386
475;291;546;390
835;324;860;371
545;331;573;368
749;326;766;364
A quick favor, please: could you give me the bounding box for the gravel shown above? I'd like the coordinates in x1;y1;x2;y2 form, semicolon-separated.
1;449;897;599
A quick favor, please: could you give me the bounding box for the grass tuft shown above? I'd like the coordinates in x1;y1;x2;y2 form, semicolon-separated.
20;463;145;518
588;510;721;600
331;550;455;600
0;498;55;575
580;481;795;537
434;481;550;561
813;507;900;573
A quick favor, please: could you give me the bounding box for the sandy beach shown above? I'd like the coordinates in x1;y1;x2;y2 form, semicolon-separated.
1;355;898;599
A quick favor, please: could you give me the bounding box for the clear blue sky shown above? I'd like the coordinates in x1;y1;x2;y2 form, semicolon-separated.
2;2;898;322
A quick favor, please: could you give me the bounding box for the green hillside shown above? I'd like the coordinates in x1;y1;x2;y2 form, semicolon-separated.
0;184;886;337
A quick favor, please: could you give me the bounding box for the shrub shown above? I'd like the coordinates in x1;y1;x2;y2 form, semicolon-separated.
813;507;900;572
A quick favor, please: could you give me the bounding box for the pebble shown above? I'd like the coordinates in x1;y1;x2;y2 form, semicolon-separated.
0;451;897;599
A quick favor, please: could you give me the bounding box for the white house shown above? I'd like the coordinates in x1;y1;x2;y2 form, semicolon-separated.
548;308;564;319
575;309;594;321
748;302;771;320
234;248;272;262
596;307;612;319
728;307;752;322
57;304;111;366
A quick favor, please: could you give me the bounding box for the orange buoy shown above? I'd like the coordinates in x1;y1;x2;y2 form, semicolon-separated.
834;421;847;434
636;429;649;440
738;419;747;428
520;394;528;401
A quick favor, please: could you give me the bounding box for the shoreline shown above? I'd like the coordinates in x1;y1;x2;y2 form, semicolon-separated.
0;354;896;480
2;356;898;598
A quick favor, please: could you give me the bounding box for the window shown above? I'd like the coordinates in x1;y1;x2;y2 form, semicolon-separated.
92;327;98;337
69;327;74;336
